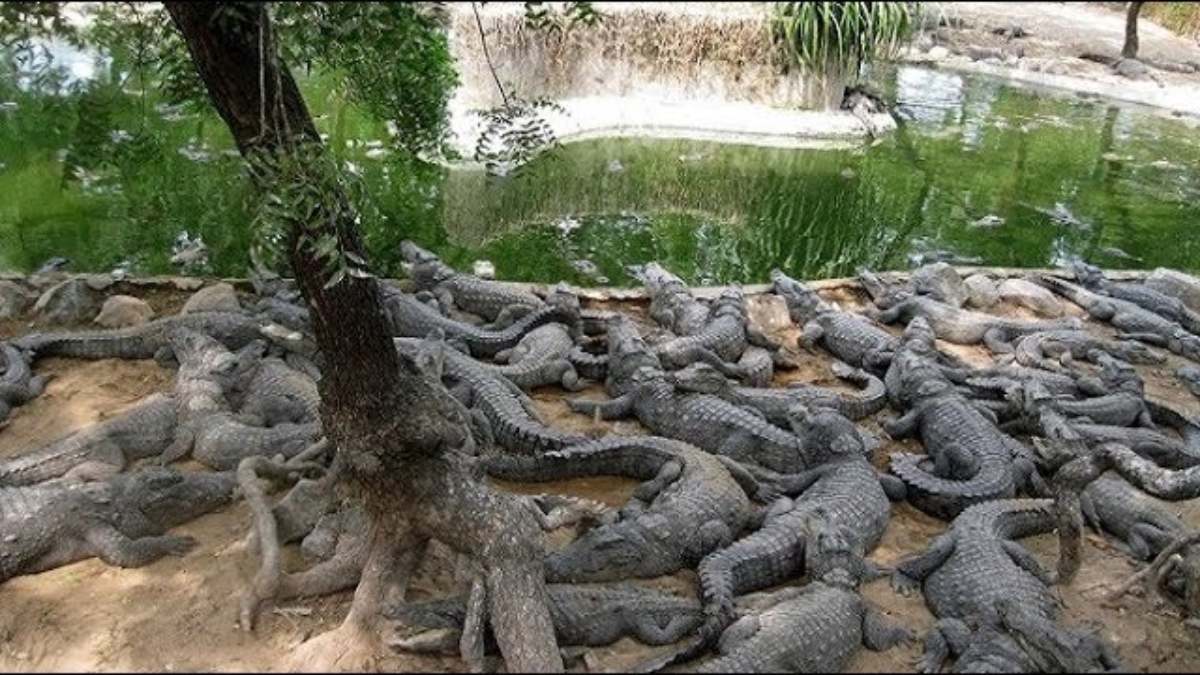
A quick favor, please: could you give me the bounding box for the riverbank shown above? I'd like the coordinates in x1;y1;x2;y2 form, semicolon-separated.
903;2;1200;118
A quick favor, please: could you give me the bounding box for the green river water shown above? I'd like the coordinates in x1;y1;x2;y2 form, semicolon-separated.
2;47;1199;286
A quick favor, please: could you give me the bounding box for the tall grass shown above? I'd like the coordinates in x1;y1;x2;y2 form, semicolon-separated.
1142;2;1200;39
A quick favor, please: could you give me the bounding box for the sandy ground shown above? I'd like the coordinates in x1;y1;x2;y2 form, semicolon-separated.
909;2;1200;116
2;283;1200;672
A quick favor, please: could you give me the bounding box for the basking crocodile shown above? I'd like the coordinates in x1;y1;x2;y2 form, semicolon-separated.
161;329;320;470
15;311;265;361
653;288;775;371
670;360;886;424
1081;472;1193;562
567;337;608;383
635;261;710;337
400;239;543;326
0;467;235;584
0;341;46;423
874;293;1081;352
771;269;897;374
685;409;892;660
568;366;809;472
884;321;1042;519
1012;328;1165;371
680;523;910;673
1073;261;1200;335
381;285;576;359
481;435;752;581
394;337;587;454
892;499;1121;673
490;322;585;391
0;393;177;486
387;582;702;654
251;296;312;334
229;355;321;427
1035;275;1200;361
1180;366;1200;399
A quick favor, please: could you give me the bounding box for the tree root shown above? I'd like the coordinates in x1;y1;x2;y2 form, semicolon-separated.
1104;532;1200;608
237;451;329;632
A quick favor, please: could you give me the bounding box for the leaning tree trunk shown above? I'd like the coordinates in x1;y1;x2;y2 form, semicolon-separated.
164;3;561;671
1123;1;1144;59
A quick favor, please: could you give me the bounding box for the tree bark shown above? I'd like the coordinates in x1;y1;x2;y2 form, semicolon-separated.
1123;1;1144;59
164;3;561;670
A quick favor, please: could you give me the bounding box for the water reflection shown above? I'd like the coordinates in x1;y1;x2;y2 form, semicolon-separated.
1;59;1199;286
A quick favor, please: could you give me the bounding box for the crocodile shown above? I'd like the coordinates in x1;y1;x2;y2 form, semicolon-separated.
160;329;321;470
490;321;585;391
387;582;702;655
874;293;1081;352
568;365;810;472
228;355;321;427
653;288;774;370
634;261;711;336
727;346;775;388
771;269;898;374
400;240;543;326
0;393;177;486
567;338;608;383
1080;472;1193;561
678;522;910;673
670;360;886;424
1012;328;1165;372
884;321;1042;519
1073;261;1200;335
481;435;752;581
0;341;46;423
14;311;266;362
251;296;312;334
394;337;587;454
381;285;577;359
1179;365;1200;400
891;499;1121;673
1035;275;1200;361
0;467;235;584
684;409;893;660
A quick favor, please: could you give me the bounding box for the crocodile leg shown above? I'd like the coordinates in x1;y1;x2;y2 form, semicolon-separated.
893;533;957;594
630;614;702;646
983;328;1015;354
85;525;196;568
799;320;824;350
717;615;761;655
1001;540;1056;585
920;618;971;674
631;460;682;502
862;605;912;651
883;409;922;439
567;394;633;420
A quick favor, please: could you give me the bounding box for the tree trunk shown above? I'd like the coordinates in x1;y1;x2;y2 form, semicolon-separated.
164;3;561;670
1123;1;1144;59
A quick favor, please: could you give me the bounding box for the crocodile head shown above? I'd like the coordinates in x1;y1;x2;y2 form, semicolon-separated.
1068;260;1105;288
117;467;237;529
788;406;866;462
900;317;938;354
634;262;686;295
545;523;650;582
408;260;455;290
399;239;441;264
1172;330;1200;362
668;363;730;395
804;518;865;589
168;327;240;380
771;269;826;321
709;288;746;320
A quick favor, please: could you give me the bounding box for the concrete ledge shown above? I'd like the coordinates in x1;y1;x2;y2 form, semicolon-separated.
1;267;1153;302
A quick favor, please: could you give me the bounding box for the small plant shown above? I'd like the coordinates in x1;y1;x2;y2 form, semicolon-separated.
771;2;915;107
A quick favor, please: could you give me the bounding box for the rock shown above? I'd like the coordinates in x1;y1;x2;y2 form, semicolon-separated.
94;295;155;328
82;274;115;291
963;274;1000;309
1114;58;1149;79
170;277;205;291
967;46;1003;61
913;262;968;307
969;214;1005;229
606;159;625;174
34;257;70;274
840;167;856;179
180;283;241;314
927;45;950;60
0;280;32;319
1146;269;1200;313
998;278;1064;317
746;294;792;336
472;260;496;280
33;276;102;324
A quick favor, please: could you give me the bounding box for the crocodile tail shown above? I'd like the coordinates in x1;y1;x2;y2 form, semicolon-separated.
658;555;738;666
889;452;1015;516
15;326;148;360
